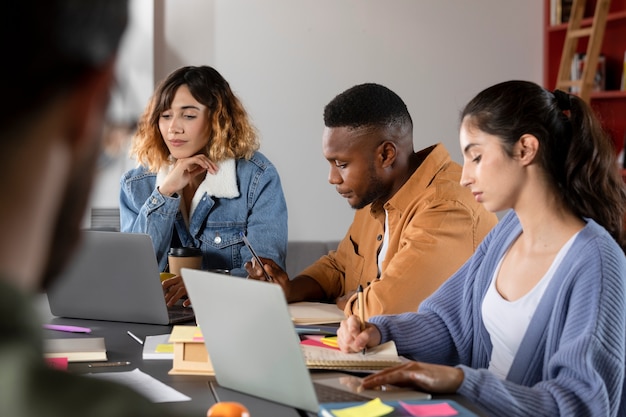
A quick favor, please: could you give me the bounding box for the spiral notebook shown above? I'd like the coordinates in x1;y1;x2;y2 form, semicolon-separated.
302;339;402;370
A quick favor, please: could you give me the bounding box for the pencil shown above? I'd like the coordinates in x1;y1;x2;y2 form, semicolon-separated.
127;330;143;345
357;284;365;354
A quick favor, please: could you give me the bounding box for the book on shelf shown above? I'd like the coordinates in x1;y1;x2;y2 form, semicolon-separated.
43;337;107;362
570;53;606;93
621;51;626;91
318;398;480;417
302;340;402;370
142;333;174;360
550;0;574;25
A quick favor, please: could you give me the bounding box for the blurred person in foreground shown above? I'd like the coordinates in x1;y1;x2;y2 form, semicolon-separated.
0;1;197;415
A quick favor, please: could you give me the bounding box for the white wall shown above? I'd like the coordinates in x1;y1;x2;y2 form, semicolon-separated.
90;0;544;240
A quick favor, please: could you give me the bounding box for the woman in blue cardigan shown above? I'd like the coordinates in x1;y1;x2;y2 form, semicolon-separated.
337;80;626;416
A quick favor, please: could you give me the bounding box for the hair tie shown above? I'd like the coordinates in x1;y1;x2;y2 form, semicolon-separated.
553;89;572;111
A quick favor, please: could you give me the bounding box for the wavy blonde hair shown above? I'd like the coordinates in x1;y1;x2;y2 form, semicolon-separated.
130;66;259;172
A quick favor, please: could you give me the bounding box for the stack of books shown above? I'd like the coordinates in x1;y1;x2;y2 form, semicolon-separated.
570;53;606;93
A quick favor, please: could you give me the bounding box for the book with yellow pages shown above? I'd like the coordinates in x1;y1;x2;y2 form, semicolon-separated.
288;301;346;325
44;337;107;362
302;340;402;370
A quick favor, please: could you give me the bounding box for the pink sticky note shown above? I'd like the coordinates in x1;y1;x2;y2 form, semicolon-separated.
400;401;458;417
300;338;340;350
45;357;69;371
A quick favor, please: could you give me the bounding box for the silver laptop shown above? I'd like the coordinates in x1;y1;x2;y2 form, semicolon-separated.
182;269;430;414
47;231;195;325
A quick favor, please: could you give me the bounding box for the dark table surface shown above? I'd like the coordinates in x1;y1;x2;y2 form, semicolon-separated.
38;295;488;417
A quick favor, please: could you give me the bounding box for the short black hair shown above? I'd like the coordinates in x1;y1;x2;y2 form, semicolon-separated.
4;0;128;129
323;83;413;130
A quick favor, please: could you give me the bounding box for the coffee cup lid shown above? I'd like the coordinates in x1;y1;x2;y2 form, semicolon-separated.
168;247;202;257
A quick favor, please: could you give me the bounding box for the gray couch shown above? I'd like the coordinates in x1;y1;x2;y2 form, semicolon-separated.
285;240;340;278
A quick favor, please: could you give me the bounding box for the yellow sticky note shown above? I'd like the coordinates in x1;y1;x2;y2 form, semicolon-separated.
321;336;339;348
155;343;174;353
330;398;393;417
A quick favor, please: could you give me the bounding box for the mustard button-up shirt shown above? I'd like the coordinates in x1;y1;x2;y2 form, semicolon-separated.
299;143;498;318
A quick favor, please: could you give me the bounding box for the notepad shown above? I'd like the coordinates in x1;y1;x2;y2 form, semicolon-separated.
142;334;174;360
289;301;346;325
44;337;107;362
302;340;402;370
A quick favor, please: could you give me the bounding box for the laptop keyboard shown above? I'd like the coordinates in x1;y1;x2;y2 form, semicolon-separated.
167;305;195;323
313;382;371;403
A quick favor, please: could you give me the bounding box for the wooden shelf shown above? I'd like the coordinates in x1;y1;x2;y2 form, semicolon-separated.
544;0;626;156
590;90;626;99
547;9;626;31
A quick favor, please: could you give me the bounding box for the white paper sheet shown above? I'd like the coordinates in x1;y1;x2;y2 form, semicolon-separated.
88;368;191;403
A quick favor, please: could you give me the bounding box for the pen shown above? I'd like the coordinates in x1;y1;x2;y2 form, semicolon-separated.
357;284;365;355
43;324;92;334
127;331;143;345
240;232;273;282
88;361;131;368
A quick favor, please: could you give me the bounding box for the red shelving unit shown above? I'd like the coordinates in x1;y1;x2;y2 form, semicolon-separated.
544;0;626;156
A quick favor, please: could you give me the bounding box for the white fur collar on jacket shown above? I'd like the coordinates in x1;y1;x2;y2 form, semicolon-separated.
156;158;239;219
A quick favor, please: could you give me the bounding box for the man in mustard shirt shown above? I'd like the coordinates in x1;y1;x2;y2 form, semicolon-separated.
247;83;498;319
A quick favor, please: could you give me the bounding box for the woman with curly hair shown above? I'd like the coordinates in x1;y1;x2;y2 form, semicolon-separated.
120;65;287;307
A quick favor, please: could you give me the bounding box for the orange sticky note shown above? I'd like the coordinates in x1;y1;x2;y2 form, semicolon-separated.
399;401;458;416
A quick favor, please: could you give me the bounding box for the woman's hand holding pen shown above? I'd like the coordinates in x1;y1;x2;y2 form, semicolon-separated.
337;316;464;394
336;315;382;353
158;154;219;197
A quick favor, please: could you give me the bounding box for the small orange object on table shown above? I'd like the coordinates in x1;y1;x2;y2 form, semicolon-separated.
207;401;250;417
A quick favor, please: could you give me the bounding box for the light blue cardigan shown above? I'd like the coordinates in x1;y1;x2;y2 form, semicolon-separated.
370;211;626;416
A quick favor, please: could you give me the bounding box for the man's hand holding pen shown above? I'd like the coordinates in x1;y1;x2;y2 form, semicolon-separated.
245;257;292;291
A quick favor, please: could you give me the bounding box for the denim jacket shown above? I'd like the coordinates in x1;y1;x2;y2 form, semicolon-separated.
119;151;288;277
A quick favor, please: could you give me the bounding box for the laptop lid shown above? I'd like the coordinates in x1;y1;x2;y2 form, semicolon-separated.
182;269;430;414
47;231;194;325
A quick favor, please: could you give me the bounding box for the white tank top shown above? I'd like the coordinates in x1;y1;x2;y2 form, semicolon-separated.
377;210;390;276
482;232;578;379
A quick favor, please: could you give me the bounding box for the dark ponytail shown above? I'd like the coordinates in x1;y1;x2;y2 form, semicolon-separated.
461;80;626;251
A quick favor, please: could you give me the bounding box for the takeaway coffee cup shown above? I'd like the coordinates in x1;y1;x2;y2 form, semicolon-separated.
167;247;202;277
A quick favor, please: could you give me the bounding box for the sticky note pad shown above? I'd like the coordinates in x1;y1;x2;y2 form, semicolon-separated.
400;401;458;416
155;343;174;353
330;398;394;417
